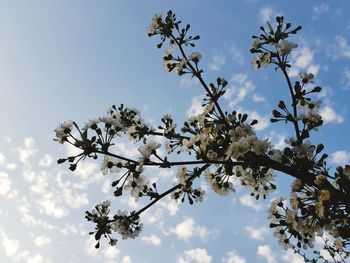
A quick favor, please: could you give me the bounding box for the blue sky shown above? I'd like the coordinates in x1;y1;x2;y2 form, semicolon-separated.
0;1;350;262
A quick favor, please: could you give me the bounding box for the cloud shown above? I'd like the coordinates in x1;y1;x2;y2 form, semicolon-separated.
177;248;212;263
281;250;304;263
230;45;244;66
343;68;350;88
18;137;38;163
247;111;270;131
104;245;120;260
288;46;320;78
38;154;53;167
0;171;11;196
0;230;30;261
252;94;266;102
187;95;205;117
313;4;329;14
223;250;247;263
27;254;45;263
180;76;200;88
319;106;344;124
34;235;51;247
0;153;6;165
259;6;281;22
257;245;277;263
209;55;226;71
239;194;262;211
332;35;350;60
169;217;219;242
226;74;255;107
245;226;269;241
330;150;350;166
141;234;161;246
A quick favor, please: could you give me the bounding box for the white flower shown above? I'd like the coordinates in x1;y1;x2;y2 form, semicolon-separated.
259;52;271;67
276;40;298;55
252;39;260;49
190;52;202;62
176;166;187;185
54;120;74;143
252;139;270;155
175;58;188;75
82;118;100;130
138;141;161;159
147;13;162;35
101;155;122;175
299;72;314;83
225;137;250;159
124;175;148;199
181;136;197;151
334;238;344;250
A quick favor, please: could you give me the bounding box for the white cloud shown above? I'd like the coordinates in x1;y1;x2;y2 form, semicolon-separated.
332;35;350;60
343;68;350;88
224;250;246;263
27;254;44;263
18;137;38;163
187;95;204;117
0;171;11;196
6;162;16;170
239;194;262;211
227;74;255;107
1;231;20;257
122;256;132;263
38;154;53;167
37;193;69;218
269;132;287;150
104;245;120;259
209;55;226;71
230;45;244;66
257;245;277;263
34;235;51;247
169;217;218;242
288;46;319;78
330;150;350;166
259;6;281;22
0;153;6;165
141;234;161;246
245;226;268;241
252;94;266;102
180;76;199;88
84;236;98;257
319;106;344;124
0;230;29;261
281;250;304;263
177;248;212;263
247;111;270;131
313;4;329;14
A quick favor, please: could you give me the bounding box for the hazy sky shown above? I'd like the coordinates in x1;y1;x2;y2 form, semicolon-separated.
0;1;349;262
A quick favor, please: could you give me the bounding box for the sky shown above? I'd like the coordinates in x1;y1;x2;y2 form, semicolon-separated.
0;0;350;262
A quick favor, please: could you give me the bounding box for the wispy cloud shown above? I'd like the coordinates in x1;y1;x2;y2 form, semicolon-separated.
209;54;226;71
245;226;269;241
240;194;263;211
169;217;219;242
257;245;277;263
177;248;212;263
330;150;350;166
319;106;344;124
223;250;247;263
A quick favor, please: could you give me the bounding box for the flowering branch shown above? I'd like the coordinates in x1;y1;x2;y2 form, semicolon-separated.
55;11;350;262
